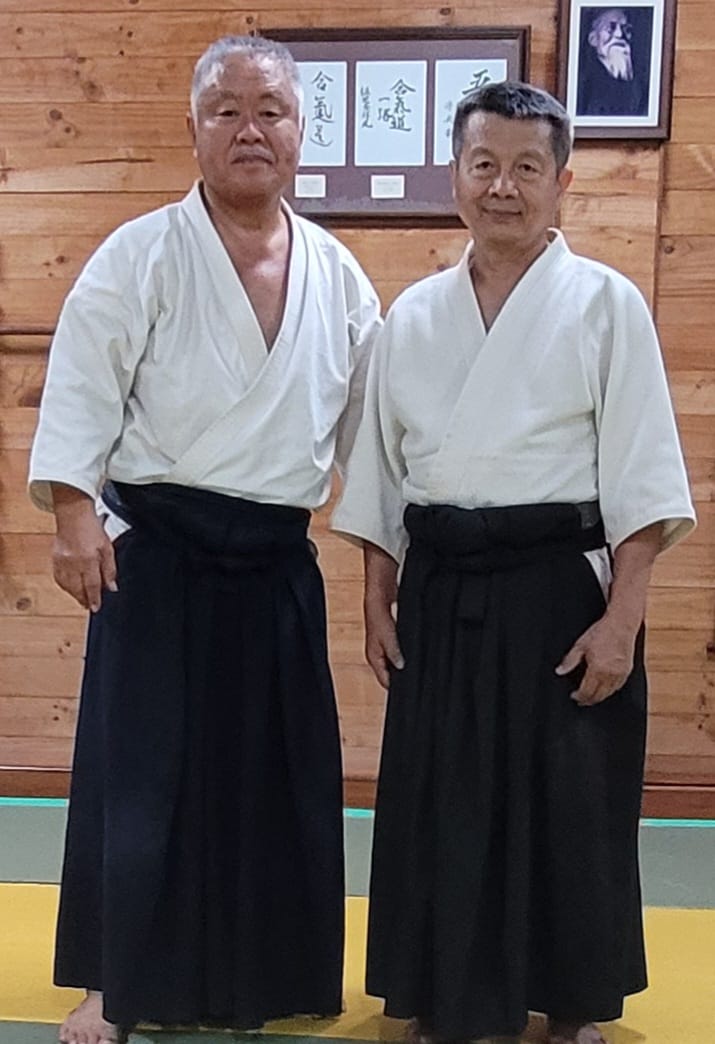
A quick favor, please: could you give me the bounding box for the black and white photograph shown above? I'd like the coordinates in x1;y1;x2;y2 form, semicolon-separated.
557;0;677;138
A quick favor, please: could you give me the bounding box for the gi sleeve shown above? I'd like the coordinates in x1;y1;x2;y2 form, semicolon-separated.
28;229;159;512
333;257;383;477
596;278;696;552
331;314;409;563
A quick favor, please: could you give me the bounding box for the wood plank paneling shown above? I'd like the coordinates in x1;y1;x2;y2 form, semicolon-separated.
0;735;73;766
0;192;180;234
0;0;713;809
0;656;82;697
660;327;715;369
0;56;198;102
0;12;255;58
0;574;82;616
0;102;194;147
664;145;715;189
672;1;715;50
0;696;77;737
0;147;198;193
662;190;715;235
667;98;715;144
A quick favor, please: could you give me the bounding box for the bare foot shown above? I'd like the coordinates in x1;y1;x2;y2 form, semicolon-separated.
59;991;125;1044
406;1017;435;1044
407;1017;492;1044
476;1037;522;1043
548;1021;607;1044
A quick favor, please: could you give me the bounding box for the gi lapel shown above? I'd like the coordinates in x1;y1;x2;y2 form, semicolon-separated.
167;192;309;487
429;233;570;500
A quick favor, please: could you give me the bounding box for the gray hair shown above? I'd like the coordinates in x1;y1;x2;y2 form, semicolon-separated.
452;81;573;172
190;35;303;119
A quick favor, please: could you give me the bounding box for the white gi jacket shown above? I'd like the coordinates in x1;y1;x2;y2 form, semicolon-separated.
333;231;695;564
29;182;382;516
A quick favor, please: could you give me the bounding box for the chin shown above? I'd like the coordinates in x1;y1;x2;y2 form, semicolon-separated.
481;219;522;236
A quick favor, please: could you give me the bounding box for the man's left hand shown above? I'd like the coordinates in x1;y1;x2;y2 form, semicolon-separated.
555;614;637;706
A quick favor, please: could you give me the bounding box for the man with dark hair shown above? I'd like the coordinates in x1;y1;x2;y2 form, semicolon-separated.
577;7;649;116
30;33;381;1044
334;81;693;1044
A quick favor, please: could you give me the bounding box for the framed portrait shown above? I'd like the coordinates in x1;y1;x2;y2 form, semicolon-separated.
556;0;677;139
270;27;530;219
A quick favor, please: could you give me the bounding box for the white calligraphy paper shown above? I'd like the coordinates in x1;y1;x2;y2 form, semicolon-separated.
298;61;347;167
355;60;427;167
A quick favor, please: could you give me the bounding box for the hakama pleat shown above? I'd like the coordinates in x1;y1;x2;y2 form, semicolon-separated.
366;503;647;1040
54;483;344;1028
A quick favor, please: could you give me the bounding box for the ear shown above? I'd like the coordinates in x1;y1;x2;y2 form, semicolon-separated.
186;112;198;158
558;166;574;193
588;28;598;47
299;113;306;147
449;157;458;193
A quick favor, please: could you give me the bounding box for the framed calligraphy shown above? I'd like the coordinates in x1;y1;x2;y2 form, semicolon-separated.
270;27;530;219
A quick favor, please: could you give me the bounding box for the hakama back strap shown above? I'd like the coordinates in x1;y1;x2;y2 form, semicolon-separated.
367;501;647;1040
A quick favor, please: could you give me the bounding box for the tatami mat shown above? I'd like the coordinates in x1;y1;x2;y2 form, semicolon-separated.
1;884;714;1043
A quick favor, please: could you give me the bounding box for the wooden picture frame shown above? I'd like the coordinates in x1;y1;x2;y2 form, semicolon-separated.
270;27;530;219
556;0;677;139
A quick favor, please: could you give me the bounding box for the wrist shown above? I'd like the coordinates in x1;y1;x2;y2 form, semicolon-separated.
602;601;644;636
51;483;94;508
365;587;395;610
52;485;97;528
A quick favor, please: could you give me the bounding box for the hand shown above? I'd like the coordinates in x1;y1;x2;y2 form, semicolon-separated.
365;595;404;689
555;613;637;706
52;486;118;612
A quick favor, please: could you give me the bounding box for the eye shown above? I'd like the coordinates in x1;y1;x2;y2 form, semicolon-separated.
217;108;239;118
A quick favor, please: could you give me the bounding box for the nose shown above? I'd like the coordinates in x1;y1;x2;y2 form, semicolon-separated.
611;21;625;37
489;168;518;197
235;115;264;142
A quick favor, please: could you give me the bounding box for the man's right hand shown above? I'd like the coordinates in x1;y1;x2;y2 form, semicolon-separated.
51;484;118;612
365;596;404;689
363;541;404;689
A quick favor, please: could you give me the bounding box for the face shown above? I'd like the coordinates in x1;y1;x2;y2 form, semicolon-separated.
188;52;303;207
450;112;572;252
589;9;633;65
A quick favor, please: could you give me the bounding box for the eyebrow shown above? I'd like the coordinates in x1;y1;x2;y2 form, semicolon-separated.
208;87;286;100
466;146;548;161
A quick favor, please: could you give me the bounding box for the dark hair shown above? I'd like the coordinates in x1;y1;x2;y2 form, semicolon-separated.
452;81;573;172
191;35;303;117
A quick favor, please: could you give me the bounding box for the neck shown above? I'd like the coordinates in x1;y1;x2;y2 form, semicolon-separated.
202;183;285;238
469;232;550;288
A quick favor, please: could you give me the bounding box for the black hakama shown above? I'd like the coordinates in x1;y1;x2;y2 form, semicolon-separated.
366;502;647;1040
54;482;344;1029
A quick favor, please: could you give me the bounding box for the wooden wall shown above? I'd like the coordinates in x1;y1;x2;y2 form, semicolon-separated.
0;0;713;813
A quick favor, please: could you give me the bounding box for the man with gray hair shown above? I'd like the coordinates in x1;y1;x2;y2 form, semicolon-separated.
334;81;693;1044
29;33;381;1044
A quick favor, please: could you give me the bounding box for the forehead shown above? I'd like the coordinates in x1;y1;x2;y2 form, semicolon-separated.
594;8;628;29
461;111;554;156
198;52;297;103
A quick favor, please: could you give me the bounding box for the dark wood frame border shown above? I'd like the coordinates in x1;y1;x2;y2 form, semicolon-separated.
556;0;677;140
271;26;530;219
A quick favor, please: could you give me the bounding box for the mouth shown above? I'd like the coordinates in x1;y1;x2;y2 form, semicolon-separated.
232;153;273;165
